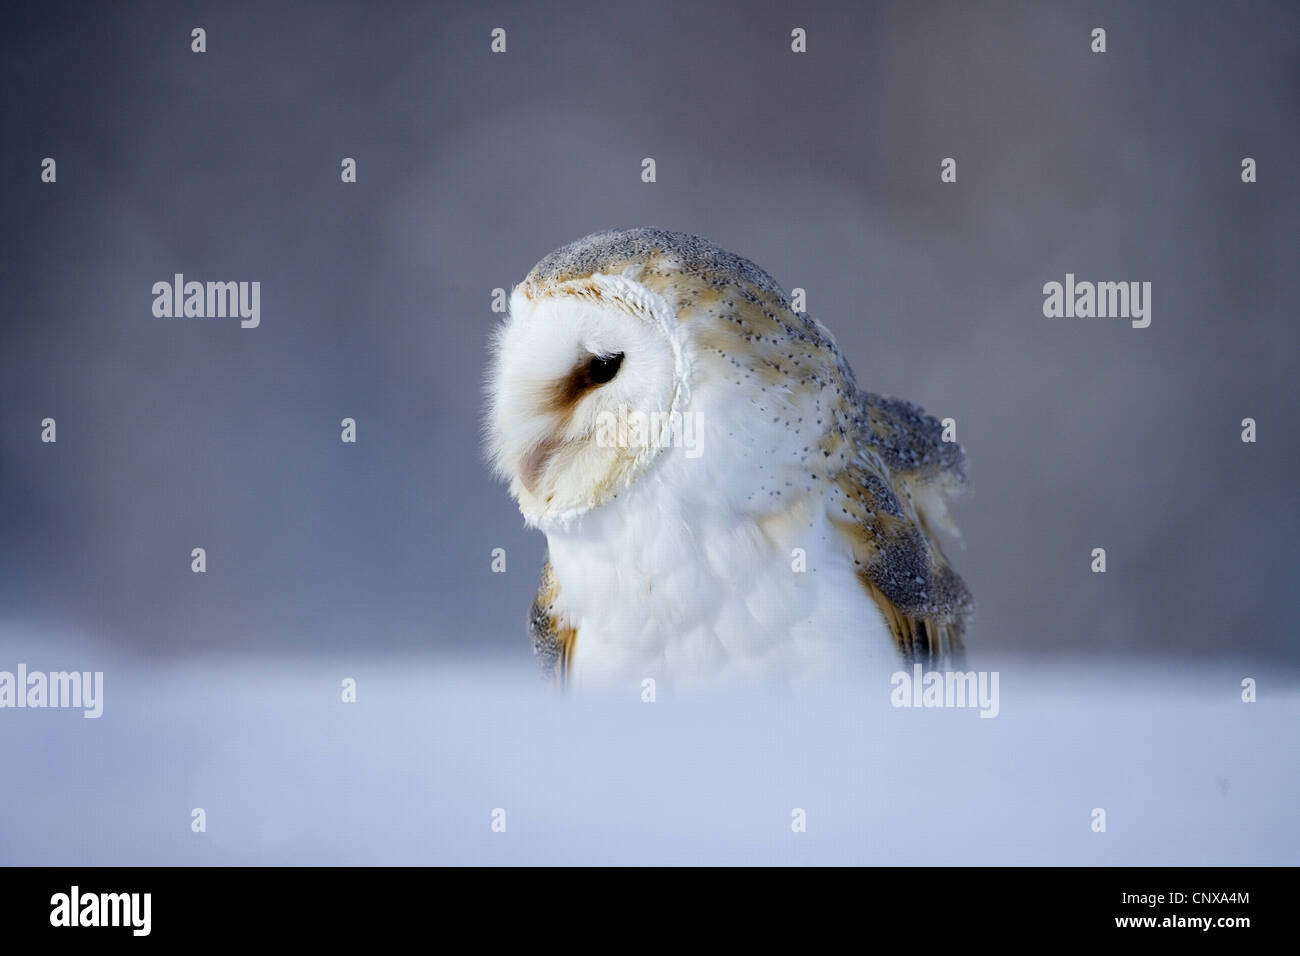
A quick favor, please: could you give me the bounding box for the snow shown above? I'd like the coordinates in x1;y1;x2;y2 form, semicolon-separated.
0;629;1295;865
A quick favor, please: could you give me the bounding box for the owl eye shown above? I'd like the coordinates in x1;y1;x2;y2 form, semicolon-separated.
587;352;624;385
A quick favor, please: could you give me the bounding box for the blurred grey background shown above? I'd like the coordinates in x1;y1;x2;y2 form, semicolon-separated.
3;0;1298;672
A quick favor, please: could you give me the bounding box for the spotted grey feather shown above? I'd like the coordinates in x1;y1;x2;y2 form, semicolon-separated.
527;560;574;681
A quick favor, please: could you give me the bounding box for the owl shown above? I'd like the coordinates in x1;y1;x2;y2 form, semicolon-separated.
486;228;971;690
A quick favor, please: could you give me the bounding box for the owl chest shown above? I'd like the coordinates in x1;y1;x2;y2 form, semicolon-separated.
544;499;884;689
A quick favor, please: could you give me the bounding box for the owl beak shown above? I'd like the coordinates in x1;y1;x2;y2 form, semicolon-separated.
520;436;563;495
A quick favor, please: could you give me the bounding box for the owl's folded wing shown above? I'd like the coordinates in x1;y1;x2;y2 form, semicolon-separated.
831;391;973;661
528;559;577;682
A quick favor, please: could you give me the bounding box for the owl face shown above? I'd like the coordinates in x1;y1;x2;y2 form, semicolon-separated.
486;273;689;526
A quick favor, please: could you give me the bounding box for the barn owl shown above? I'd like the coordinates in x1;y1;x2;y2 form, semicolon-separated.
486;228;971;691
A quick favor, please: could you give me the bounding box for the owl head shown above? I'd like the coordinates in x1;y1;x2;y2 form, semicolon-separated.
485;228;844;527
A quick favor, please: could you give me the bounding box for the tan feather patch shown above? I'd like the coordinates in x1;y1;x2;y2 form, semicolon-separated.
528;560;577;683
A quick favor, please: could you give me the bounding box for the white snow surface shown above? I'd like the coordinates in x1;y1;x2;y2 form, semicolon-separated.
0;626;1295;866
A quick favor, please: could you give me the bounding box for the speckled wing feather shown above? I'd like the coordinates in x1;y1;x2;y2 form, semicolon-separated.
857;392;967;489
528;559;576;682
830;390;973;662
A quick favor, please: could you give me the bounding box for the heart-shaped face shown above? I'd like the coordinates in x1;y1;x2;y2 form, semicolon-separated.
486;272;687;527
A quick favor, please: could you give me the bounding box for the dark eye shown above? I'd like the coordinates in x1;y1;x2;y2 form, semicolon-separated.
587;352;624;385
